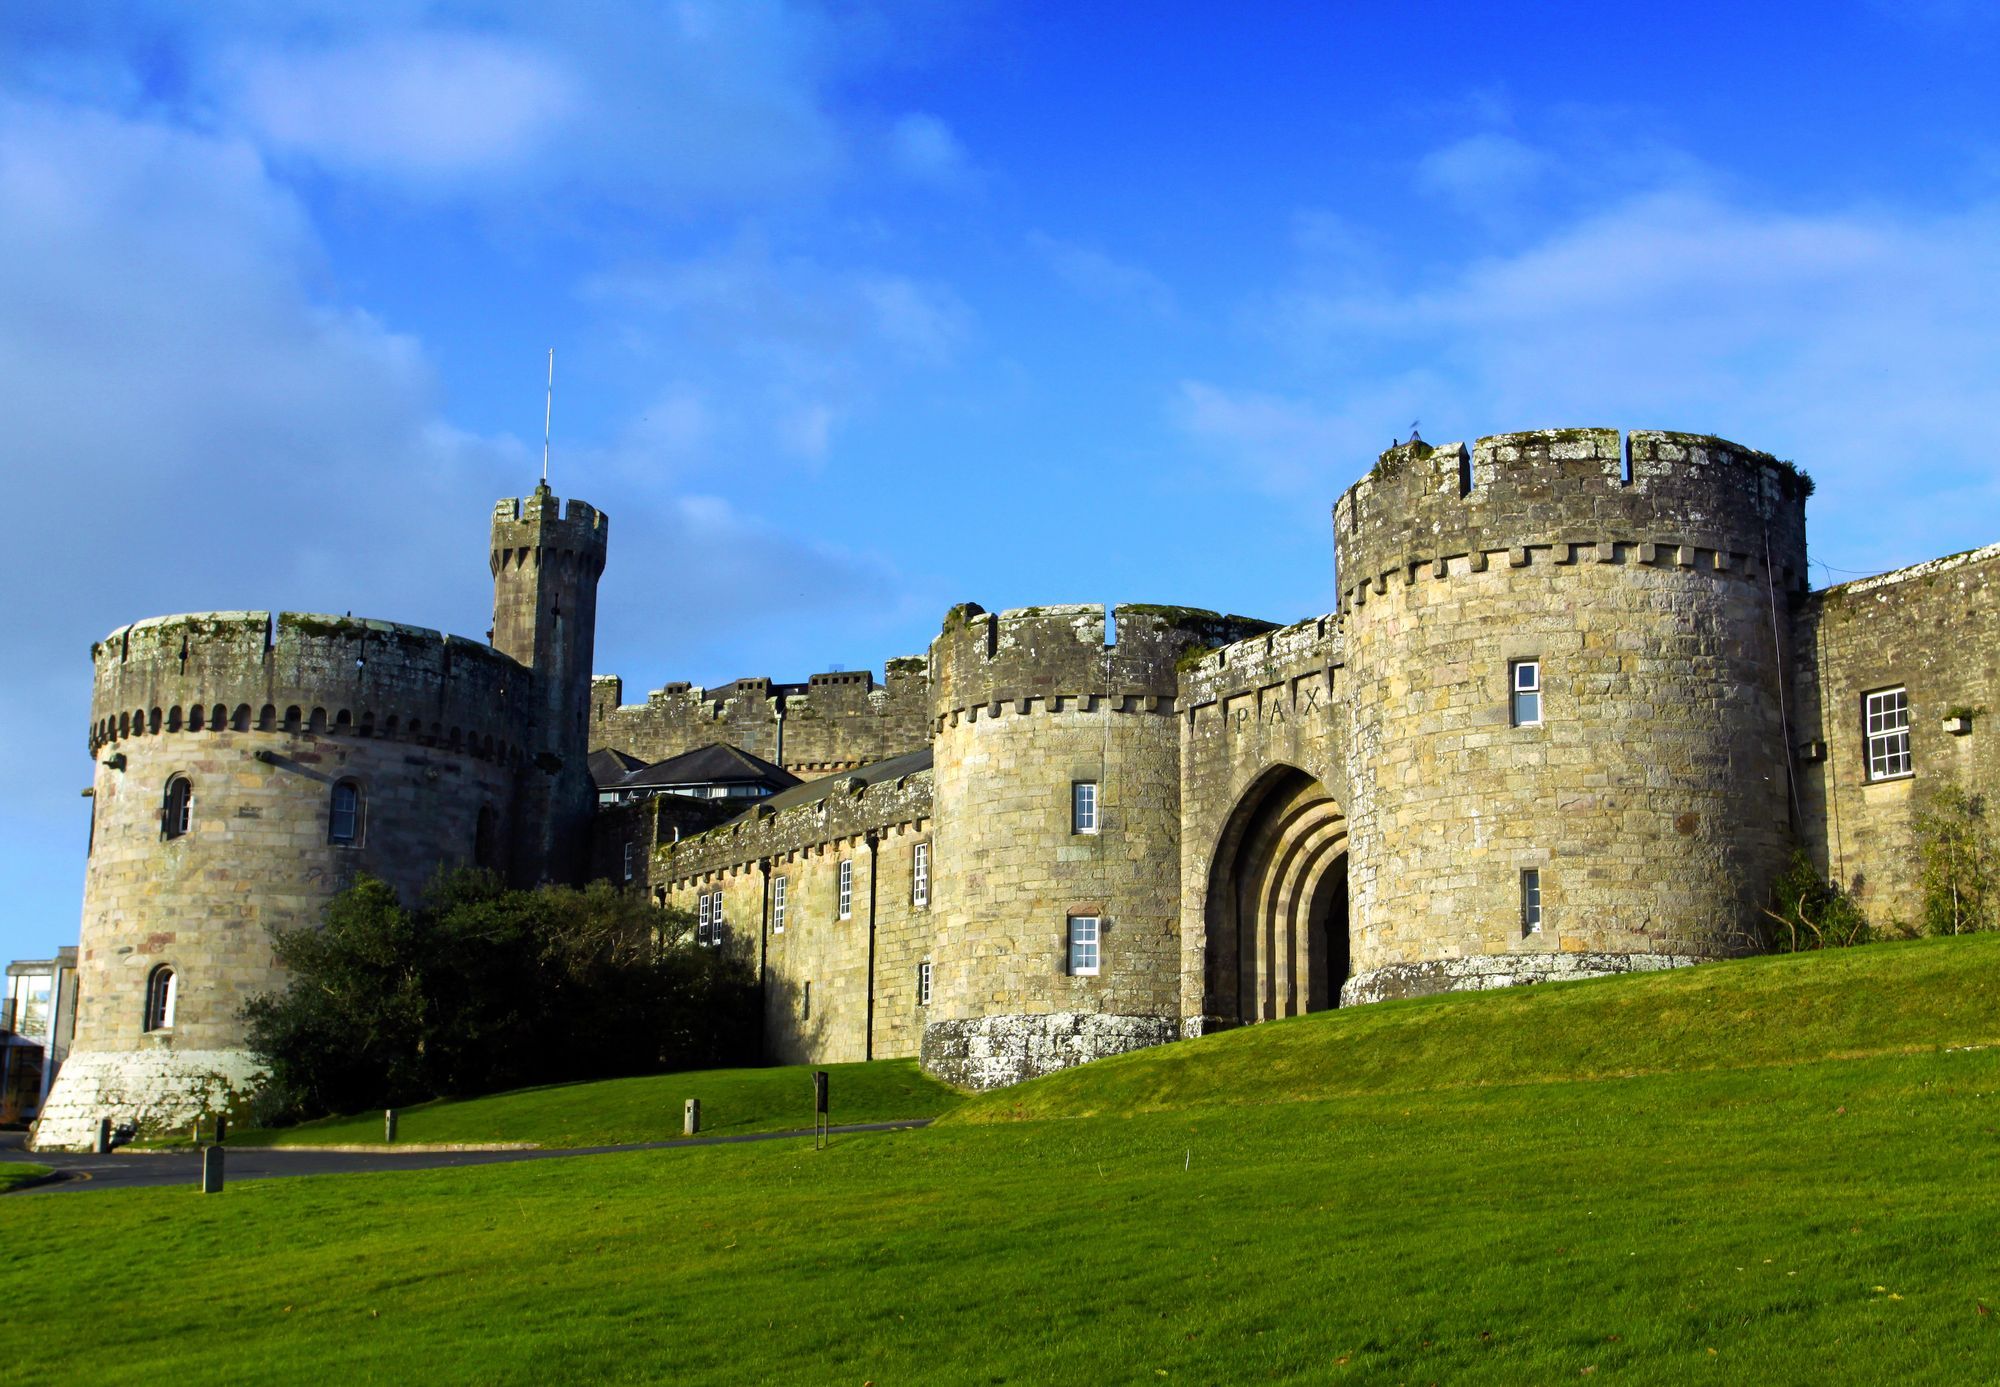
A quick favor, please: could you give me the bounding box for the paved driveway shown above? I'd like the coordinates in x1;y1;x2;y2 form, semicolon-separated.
0;1120;932;1193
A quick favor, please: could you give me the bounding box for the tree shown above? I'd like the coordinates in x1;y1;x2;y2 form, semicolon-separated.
1761;850;1870;951
1912;785;1998;937
243;870;758;1124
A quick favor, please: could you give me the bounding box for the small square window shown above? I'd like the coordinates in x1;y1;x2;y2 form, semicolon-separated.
1521;869;1543;936
1864;687;1912;780
1068;916;1100;976
918;960;932;1006
1511;660;1542;727
1072;782;1098;834
773;875;788;933
912;842;930;907
838;859;853;919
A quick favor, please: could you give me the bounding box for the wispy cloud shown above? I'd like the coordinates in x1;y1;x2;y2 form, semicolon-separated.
1028;230;1176;318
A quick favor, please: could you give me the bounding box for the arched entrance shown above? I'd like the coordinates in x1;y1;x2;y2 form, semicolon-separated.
1204;766;1348;1026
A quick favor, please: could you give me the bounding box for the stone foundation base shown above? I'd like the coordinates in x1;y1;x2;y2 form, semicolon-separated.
921;1012;1177;1090
1341;952;1711;1007
30;1048;268;1151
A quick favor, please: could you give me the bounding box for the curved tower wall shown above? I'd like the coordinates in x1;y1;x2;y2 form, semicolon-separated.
921;602;1269;1088
36;610;528;1148
1333;429;1809;1001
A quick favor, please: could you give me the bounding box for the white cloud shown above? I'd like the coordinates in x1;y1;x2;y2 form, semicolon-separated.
1028;231;1177;318
890;112;971;186
227;33;576;180
1415;132;1549;209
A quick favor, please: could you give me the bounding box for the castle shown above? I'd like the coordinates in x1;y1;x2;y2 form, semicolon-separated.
32;429;1999;1147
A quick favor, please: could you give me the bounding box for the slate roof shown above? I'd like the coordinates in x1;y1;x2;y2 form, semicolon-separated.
615;742;801;793
588;747;650;789
747;747;933;816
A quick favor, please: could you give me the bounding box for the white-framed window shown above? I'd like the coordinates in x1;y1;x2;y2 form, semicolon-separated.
697;891;712;946
144;965;177;1031
1072;781;1098;834
1067;916;1100;976
622;841;634;882
1865;687;1912;780
162;775;194;840
912;842;930;907
773;875;788;933
1521;869;1543;936
1511;660;1542;727
838;859;853;920
329;780;362;846
712;891;725;942
918;960;933;1006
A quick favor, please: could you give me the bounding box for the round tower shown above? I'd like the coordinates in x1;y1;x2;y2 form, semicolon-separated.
921;602;1267;1088
490;485;609;883
34;611;531;1149
1332;428;1811;1002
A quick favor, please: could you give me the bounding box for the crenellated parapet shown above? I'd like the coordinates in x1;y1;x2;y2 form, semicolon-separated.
490;488;609;579
88;611;527;766
1333;430;1811;609
659;762;933;889
930;603;1275;728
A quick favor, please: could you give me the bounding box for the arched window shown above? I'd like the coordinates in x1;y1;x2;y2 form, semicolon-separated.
329;780;362;846
162;776;193;840
145;965;177;1031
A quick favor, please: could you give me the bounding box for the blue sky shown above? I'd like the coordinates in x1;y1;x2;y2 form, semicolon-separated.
4;1;1999;965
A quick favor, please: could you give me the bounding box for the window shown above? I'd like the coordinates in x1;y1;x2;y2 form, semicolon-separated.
144;965;177;1031
162;776;193;840
622;841;635;882
838;859;853;920
1521;869;1543;936
802;980;812;1021
713;891;725;940
918;960;933;1006
329;780;361;846
773;875;788;932
1865;687;1912;780
1072;781;1098;834
697;891;712;946
1068;916;1100;976
912;842;930;907
1510;660;1542;727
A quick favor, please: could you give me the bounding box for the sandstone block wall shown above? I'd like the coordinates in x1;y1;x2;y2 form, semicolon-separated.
1332;431;1809;1000
1792;543;2000;924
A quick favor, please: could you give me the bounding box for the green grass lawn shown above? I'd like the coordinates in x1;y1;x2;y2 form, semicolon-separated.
219;1058;962;1148
0;1162;52;1193
6;938;1998;1384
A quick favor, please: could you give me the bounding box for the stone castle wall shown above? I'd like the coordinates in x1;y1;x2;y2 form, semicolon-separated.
1792;543;2000;924
589;660;931;780
1333;430;1811;1001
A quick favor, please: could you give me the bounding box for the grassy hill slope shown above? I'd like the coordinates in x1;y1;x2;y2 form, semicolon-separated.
7;939;1999;1385
956;933;2000;1122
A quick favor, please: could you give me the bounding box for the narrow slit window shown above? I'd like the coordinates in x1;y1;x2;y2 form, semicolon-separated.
1521;869;1543;936
1072;781;1098;834
838;859;853;920
622;841;635;882
1511;660;1542;727
144;965;177;1031
1068;916;1100;976
802;980;812;1021
918;960;933;1006
1864;687;1912;780
773;875;788;932
912;842;930;907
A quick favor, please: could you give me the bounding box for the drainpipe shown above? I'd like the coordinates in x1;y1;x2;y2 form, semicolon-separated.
757;858;772;1065
864;830;880;1061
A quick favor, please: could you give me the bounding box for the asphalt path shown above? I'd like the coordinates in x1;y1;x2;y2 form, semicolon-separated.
0;1120;932;1194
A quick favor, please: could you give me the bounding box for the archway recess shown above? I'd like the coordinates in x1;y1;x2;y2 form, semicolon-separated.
1203;766;1348;1027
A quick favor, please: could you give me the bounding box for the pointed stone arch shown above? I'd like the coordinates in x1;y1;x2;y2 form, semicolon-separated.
1203;764;1348;1027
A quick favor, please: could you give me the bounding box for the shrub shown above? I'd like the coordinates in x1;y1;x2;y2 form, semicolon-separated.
1912;784;1998;936
1761;851;1871;951
243;870;758;1124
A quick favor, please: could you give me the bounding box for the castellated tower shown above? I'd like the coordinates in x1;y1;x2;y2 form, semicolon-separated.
921;602;1269;1088
491;484;608;884
1332;429;1810;1001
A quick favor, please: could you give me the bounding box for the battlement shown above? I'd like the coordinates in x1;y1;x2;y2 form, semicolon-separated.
659;762;934;886
1178;613;1344;711
1333;429;1810;607
930;602;1276;725
490;485;609;573
89;611;530;764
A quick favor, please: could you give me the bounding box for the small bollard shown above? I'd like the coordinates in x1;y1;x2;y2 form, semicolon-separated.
683;1098;701;1137
200;1145;224;1194
95;1116;112;1154
384;1108;398;1144
813;1071;829;1149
